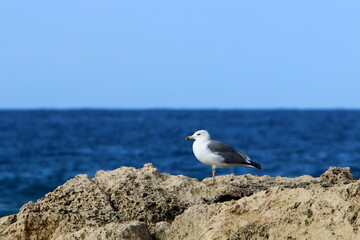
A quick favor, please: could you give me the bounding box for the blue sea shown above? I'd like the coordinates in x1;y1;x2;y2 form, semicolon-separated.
0;110;359;217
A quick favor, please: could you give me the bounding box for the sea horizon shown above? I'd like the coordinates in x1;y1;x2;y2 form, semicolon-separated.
1;107;360;111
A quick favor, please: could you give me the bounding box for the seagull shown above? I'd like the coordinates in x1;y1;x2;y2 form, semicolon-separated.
185;130;261;184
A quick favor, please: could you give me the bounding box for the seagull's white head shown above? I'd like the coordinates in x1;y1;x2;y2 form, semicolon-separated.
185;130;211;142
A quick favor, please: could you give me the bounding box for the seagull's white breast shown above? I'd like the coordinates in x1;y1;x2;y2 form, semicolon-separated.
192;140;225;167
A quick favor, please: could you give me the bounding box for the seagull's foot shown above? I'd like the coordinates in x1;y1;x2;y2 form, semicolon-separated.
204;179;216;186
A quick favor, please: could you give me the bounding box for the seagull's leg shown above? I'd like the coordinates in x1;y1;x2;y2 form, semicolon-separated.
212;166;216;184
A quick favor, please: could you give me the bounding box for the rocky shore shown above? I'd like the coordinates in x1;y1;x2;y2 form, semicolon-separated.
0;164;358;240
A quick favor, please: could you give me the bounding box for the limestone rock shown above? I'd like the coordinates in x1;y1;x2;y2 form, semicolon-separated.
0;164;358;240
93;163;208;227
60;222;151;240
167;182;360;240
320;166;355;186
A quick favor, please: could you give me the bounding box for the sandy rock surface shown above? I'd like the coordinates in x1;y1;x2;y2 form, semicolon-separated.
0;164;358;240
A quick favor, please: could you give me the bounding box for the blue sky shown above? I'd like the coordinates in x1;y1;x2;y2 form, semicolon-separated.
1;1;359;109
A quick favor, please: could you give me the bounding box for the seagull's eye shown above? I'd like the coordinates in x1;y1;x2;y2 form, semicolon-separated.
197;133;201;136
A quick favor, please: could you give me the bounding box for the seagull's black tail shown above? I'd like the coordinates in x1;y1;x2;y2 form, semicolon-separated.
248;160;262;170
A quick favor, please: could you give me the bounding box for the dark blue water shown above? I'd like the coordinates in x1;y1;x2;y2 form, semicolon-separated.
0;110;359;217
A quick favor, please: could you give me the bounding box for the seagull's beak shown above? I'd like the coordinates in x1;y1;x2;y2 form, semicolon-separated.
185;135;194;140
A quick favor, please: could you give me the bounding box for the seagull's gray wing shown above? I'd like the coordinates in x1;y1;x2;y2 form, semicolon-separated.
207;140;261;169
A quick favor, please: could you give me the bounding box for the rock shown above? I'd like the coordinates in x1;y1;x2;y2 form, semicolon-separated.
0;174;115;240
60;222;151;240
167;182;360;240
320;166;355;187
154;221;171;240
93;163;209;232
0;164;358;240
